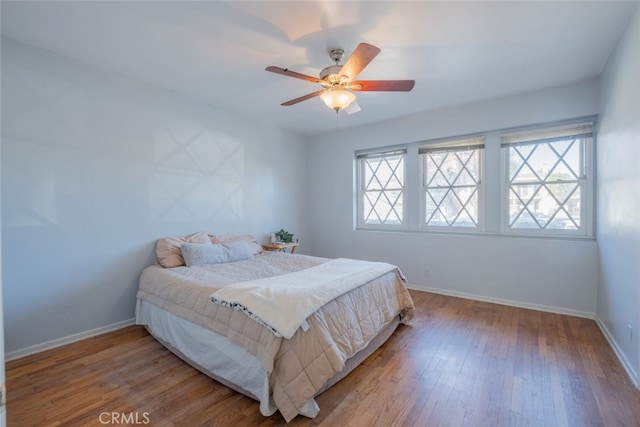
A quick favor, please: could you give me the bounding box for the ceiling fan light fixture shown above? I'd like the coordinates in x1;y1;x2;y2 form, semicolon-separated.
320;88;356;112
266;42;414;112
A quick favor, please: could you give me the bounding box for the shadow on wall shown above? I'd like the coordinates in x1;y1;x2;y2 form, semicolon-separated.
150;122;245;223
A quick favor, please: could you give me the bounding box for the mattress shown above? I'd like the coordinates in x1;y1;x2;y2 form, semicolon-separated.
135;251;414;421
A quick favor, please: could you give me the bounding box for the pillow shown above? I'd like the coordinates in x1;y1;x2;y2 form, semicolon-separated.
212;234;263;255
181;243;228;267
224;240;254;262
155;231;210;268
181;241;253;266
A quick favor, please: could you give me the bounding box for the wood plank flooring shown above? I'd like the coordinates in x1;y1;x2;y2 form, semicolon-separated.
7;290;640;426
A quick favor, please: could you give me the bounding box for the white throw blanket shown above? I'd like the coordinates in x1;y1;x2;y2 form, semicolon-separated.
210;258;399;339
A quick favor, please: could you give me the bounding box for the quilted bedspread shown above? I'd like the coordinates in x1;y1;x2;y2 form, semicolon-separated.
136;252;415;422
210;258;400;339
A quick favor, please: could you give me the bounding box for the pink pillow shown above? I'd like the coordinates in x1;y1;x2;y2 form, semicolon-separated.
156;232;211;268
211;234;263;255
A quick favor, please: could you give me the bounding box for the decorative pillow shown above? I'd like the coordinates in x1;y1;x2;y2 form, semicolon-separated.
181;243;228;267
223;240;254;262
212;234;263;255
155;231;210;268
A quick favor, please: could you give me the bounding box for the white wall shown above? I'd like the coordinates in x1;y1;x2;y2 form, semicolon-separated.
597;5;640;386
0;40;5;424
308;81;599;315
1;38;309;356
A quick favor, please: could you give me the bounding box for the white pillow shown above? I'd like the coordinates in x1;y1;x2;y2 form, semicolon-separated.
181;243;228;267
224;240;254;262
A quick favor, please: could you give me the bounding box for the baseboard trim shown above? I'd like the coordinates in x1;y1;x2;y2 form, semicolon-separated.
406;284;595;319
594;315;639;389
5;318;136;362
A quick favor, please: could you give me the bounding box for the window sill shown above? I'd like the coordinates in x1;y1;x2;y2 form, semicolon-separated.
355;227;596;242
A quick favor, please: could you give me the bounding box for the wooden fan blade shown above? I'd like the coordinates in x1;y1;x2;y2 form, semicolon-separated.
350;80;415;92
339;43;381;81
281;90;324;106
265;66;322;84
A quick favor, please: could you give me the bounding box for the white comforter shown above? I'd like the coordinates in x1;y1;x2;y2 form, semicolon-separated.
210;258;398;339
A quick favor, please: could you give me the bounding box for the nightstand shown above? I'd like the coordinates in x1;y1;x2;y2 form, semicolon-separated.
262;242;299;253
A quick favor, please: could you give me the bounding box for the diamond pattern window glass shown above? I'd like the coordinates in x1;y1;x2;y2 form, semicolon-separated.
501;122;593;234
357;149;406;227
419;138;484;228
353;119;593;237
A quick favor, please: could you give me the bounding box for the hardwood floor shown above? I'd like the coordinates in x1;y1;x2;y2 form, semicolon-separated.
7;290;640;426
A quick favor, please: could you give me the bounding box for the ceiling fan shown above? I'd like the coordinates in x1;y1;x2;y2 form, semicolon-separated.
265;43;415;113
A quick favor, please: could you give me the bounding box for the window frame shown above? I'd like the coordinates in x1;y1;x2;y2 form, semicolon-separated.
499;120;595;238
355;147;408;230
418;137;486;233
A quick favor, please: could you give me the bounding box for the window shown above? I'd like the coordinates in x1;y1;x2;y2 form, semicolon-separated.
419;138;484;229
354;118;594;238
501;122;593;235
356;148;406;228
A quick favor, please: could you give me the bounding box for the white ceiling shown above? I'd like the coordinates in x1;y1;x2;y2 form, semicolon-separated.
1;1;637;137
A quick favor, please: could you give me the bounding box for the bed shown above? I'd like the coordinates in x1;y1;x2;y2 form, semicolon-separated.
135;233;415;422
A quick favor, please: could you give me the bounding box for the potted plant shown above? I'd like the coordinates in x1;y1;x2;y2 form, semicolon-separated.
274;229;295;243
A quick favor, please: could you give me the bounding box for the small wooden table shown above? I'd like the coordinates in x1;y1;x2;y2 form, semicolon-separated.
262;242;299;253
